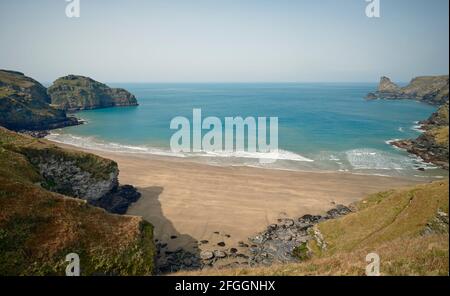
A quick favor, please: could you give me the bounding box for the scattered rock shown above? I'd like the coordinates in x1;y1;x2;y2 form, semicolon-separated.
282;219;295;227
238;241;249;248
213;250;227;258
247;205;351;266
155;204;353;272
183;258;193;266
200;251;214;260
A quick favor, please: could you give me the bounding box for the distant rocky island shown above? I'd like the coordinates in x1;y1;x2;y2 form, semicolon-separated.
367;75;449;105
48;75;138;111
367;75;449;170
1;70;138;134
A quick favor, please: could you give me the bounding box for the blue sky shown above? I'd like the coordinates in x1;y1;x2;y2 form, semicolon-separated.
0;0;448;82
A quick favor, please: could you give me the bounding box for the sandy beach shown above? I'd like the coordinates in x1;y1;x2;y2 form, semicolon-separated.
52;142;424;254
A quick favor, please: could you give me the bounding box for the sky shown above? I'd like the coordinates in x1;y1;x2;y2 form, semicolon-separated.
0;0;448;83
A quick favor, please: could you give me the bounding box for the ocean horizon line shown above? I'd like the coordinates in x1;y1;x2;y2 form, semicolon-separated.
48;81;383;85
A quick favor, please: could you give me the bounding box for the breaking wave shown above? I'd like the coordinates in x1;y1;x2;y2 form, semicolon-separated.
45;132;313;162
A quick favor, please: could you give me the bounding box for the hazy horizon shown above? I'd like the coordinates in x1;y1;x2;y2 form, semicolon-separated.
1;0;449;83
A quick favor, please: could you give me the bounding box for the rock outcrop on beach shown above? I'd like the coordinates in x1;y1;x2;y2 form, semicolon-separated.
391;102;449;170
0;70;79;131
179;181;449;276
48;75;138;111
366;75;449;105
0;127;154;275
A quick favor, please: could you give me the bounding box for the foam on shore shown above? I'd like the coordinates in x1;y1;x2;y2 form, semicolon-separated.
46;132;313;162
46;132;447;179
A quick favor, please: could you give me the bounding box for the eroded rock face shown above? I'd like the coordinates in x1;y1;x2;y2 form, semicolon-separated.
48;75;138;111
29;154;119;201
367;75;449;105
0;70;79;131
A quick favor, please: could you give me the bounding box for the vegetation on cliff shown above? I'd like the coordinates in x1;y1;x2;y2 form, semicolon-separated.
179;181;449;276
0;70;79;131
48;75;138;111
367;75;449;105
0;127;155;275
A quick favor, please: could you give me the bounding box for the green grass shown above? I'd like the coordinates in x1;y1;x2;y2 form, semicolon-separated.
317;182;448;254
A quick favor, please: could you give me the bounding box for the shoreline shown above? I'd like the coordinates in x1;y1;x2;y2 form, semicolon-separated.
45;131;448;179
50;140;429;254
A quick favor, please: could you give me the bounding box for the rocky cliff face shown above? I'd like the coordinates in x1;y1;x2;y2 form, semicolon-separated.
25;150;119;201
0;70;79;131
0;127;155;275
391;102;449;170
1;126;141;210
48;75;138;111
367;75;449;105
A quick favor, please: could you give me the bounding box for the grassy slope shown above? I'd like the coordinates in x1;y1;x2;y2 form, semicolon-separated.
0;128;156;275
179;181;449;276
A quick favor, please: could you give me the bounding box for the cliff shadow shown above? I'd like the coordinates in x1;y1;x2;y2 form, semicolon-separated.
129;186;202;274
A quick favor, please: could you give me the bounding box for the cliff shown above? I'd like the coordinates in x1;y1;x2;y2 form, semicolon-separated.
0;127;155;275
180;181;449;276
0;70;79;131
391;102;449;170
367;75;449;105
48;75;138;111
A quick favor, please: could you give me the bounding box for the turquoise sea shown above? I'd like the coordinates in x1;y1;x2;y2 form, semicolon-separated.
47;83;448;179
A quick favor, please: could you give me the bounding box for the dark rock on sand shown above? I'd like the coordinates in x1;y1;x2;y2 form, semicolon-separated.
89;185;141;214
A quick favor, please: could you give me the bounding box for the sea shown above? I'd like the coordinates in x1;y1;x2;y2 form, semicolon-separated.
46;83;448;180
